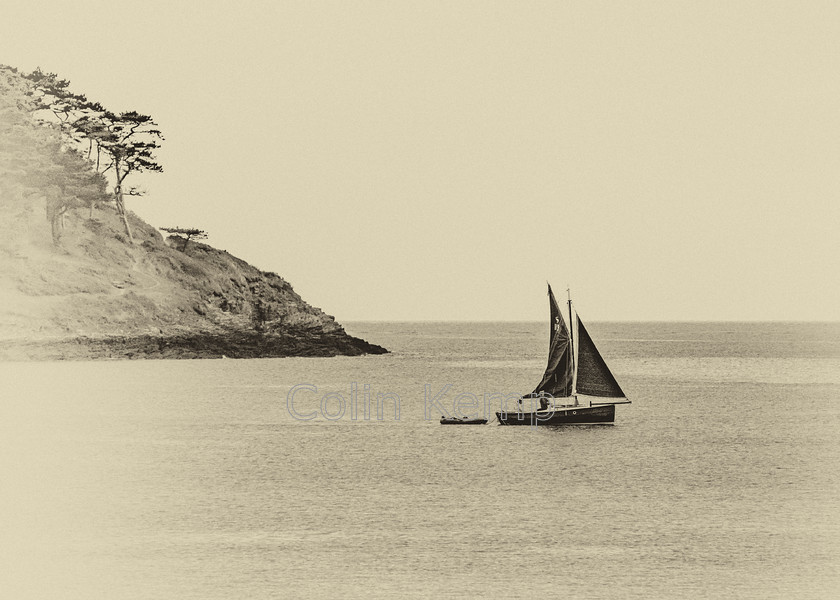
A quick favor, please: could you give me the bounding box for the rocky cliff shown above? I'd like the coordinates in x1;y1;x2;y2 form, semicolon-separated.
0;65;386;360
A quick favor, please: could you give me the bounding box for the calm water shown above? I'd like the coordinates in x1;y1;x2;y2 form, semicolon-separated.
2;322;839;599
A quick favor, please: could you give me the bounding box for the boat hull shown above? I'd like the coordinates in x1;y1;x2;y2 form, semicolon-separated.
495;403;615;425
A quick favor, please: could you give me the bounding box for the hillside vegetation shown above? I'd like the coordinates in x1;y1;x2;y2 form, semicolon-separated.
0;65;385;359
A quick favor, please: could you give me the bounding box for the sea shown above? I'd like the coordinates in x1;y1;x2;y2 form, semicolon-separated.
1;322;839;599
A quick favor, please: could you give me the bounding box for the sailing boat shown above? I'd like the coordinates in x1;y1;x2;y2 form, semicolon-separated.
496;284;630;425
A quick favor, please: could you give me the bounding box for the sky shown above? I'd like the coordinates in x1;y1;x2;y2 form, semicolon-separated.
2;1;838;321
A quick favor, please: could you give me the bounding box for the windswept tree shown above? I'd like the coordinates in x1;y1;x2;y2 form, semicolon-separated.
23;69;164;243
160;227;208;252
73;109;109;172
23;68;87;127
97;111;164;243
35;149;107;244
1;66;106;245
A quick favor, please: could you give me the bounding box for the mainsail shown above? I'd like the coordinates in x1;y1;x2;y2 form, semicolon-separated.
531;285;573;397
575;316;626;398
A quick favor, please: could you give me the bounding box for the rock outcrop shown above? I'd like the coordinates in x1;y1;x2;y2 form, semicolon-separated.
0;64;386;360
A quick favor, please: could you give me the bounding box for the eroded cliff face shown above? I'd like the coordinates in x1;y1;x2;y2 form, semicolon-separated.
0;201;386;359
0;65;385;360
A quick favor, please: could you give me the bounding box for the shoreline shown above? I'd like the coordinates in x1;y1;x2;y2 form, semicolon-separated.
0;329;388;361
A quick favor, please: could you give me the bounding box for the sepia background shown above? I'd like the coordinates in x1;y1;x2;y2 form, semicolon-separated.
2;3;840;600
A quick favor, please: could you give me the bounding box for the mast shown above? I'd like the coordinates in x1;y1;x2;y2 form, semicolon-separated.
567;287;577;405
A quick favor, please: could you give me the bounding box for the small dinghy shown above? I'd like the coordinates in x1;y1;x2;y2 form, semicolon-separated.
440;416;488;425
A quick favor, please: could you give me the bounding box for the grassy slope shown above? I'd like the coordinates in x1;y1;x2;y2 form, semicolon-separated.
0;65;385;359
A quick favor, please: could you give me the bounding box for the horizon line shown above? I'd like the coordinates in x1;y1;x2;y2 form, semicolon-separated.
341;318;840;324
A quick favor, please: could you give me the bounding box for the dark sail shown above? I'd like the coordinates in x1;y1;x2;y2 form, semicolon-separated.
531;285;573;398
575;316;625;398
